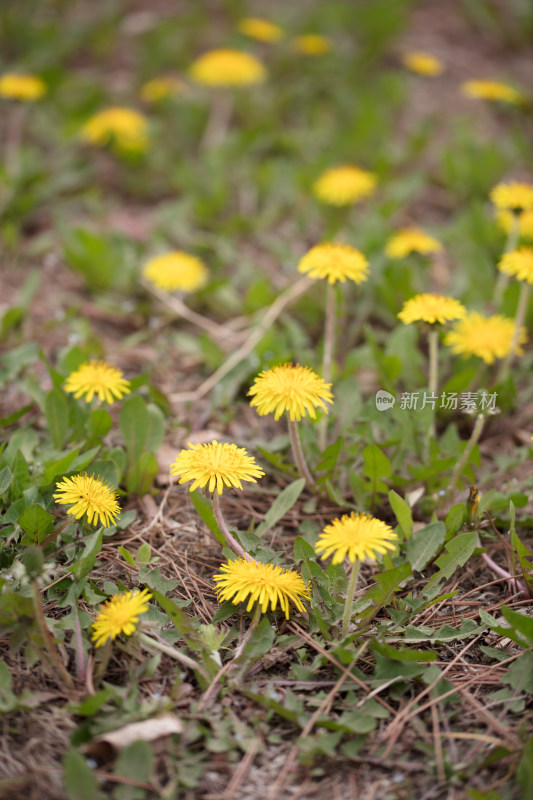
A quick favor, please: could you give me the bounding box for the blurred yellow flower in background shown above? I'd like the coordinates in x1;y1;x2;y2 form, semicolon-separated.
0;72;46;101
398;294;466;325
141;75;183;103
143;251;208;292
461;80;523;105
238;17;283;42
385;227;442;258
81;107;149;152
313;164;377;206
444;312;527;363
189;49;266;87
291;34;332;55
402;51;444;76
91;589;152;647
298;242;369;285
498;247;533;284
490;181;533;212
497;209;533;241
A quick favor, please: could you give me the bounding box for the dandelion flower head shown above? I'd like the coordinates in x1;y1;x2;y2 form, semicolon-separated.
189;49;266;87
213;558;310;619
313;164;377;207
291;34;332;55
238;17;283;42
498;247;533;284
298;242;369;285
398;294;466;325
444;311;527;364
249;363;333;422
0;72;46;101
81;107;149;152
315;513;398;565
402;51;444;76
54;474;121;528
385;227;442;259
143;251;208;292
171;441;264;495
91;589;152;647
141;75;183;103
64;359;131;404
461;80;523;105
490;182;533;213
497;209;533;241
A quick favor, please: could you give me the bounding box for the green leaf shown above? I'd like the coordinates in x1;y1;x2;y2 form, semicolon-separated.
372;639;437;662
293;536;316;562
69;529;103;580
190;491;225;546
120;396;150;463
445;504;466;539
41;447;81;485
500;605;533;648
501;651;533;693
406;521;446;572
117;547;135;567
114;741;153;800
63;748;104;800
126;452;158;496
517;735;533;798
88;459;119;489
426;532;478;588
255;478;305;537
362;444;392;495
45;389;69;449
18;504;54;544
87;408;113;442
0;466;12;497
388;490;413;539
235;616;275;664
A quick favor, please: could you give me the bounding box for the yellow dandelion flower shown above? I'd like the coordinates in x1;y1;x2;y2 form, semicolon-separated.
80;107;148;153
385;227;443;259
0;72;46;101
490;182;533;213
91;589;152;647
297;242;369;285
141;75;183;103
189;49;266;87
444;311;527;364
461;80;523;105
238;17;283;43
54;474;121;528
497;208;533;241
313;164;377;207
248;363;333;422
291;34;332;55
498;247;533;284
315;513;398;565
64;360;131;404
398;294;466;325
170;441;264;495
402;51;444;76
143;251;208;292
213;558;310;619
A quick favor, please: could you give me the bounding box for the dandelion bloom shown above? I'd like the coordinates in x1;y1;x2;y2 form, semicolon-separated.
499;247;533;284
444;312;527;364
189;49;266;87
490;182;533;213
249;363;333;422
402;51;444;76
298;242;369;285
0;72;46;101
64;359;131;404
213;558;310;618
238;17;283;42
315;513;398;565
54;474;121;527
313;164;377;206
291;34;332;55
385;228;442;259
143;251;208;292
91;589;152;647
398;294;466;325
141;75;183;103
461;80;523;105
80;108;148;153
171;441;264;495
497;209;533;241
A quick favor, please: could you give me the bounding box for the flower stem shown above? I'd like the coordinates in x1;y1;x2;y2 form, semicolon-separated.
32;581;74;691
138;631;209;680
427;326;439;441
200;90;233;150
288;418;316;490
212;492;253;561
341;559;360;639
496;280;530;383
319;282;336;451
449;414;486;491
233;603;262;661
493;212;520;308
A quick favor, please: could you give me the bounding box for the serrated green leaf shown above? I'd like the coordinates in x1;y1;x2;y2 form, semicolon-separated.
362;444;392;495
388;490;413;539
0;466;12;497
18;504;54;543
294;536;315;562
236;616;275;664
500;605;533;648
69;529;103;580
372;639;437;661
427;532;478;588
255;478;305;537
406;521;445;572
